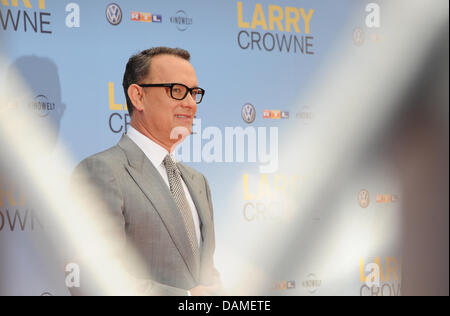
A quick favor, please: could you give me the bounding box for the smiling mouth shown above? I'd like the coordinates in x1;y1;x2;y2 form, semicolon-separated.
174;114;192;119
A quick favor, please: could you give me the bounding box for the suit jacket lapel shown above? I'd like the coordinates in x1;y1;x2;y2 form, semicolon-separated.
117;135;200;281
177;164;214;274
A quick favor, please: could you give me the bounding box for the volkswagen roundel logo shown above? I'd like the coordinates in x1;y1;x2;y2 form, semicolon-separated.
106;3;122;25
242;103;256;124
358;189;370;208
353;27;365;46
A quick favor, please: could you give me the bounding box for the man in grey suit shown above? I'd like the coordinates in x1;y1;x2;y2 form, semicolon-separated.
71;47;221;296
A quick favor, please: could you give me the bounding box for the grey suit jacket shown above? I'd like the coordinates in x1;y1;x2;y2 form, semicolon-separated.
70;134;217;295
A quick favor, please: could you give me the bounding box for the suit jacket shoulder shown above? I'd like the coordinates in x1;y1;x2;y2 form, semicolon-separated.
74;144;126;173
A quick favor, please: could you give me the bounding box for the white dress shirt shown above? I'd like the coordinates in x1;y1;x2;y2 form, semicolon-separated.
126;126;202;249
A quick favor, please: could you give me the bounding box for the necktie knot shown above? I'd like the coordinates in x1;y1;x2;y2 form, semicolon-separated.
163;154;178;173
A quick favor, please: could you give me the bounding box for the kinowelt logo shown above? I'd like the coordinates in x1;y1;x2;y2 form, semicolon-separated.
296;106;313;124
29;94;55;117
170;10;192;31
302;274;322;294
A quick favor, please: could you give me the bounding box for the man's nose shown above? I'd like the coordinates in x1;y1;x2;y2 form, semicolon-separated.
182;92;197;108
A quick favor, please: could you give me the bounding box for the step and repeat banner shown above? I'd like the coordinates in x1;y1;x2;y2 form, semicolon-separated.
0;0;405;296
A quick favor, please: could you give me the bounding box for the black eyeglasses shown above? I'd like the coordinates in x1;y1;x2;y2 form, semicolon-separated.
137;83;205;104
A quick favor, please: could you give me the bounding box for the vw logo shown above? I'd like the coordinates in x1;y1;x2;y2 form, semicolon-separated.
358;189;370;208
106;3;122;26
241;103;256;124
353;27;365;46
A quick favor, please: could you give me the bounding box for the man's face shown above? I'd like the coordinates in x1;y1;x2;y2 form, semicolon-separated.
139;54;198;148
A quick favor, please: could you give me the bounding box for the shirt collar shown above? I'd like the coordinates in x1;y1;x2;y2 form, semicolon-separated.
126;126;176;169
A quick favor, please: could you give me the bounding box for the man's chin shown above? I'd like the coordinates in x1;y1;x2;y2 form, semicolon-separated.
172;121;193;132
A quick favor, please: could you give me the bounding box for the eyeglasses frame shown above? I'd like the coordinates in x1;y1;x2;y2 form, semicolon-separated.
137;83;205;104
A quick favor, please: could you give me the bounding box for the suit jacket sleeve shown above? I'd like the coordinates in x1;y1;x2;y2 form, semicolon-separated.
69;156;190;296
203;174;222;285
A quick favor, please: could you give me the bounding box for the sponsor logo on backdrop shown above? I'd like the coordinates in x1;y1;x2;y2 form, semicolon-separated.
65;2;80;28
40;292;53;296
7;92;60;119
236;2;314;54
170;10;192;31
242;173;298;222
296;106;313;124
241;103;256;124
360;256;401;296
352;27;365;46
106;3;122;26
107;83;279;172
0;0;52;34
29;94;55;117
0;180;44;232
131;11;162;23
302;273;322;294
262;110;285;120
358;190;399;207
358;189;370;208
376;193;399;203
271;110;280;119
273;280;296;290
263;110;279;119
353;3;384;46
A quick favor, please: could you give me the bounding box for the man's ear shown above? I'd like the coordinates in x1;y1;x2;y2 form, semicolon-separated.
128;84;145;112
